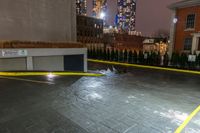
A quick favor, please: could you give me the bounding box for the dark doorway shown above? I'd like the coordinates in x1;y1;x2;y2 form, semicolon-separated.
198;38;200;50
64;55;84;71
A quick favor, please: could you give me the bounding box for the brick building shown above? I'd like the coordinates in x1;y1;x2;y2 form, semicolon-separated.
77;15;104;48
169;0;200;55
112;33;144;51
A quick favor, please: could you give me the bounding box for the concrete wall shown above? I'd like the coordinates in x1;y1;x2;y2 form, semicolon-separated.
33;56;64;71
0;0;76;41
0;58;26;71
0;48;87;72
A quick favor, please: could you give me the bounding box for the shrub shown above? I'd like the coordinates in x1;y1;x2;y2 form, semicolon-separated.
128;50;133;63
115;49;119;62
138;51;144;64
163;52;169;66
119;49;124;62
99;48;103;60
107;49;110;60
110;49;115;61
180;53;188;68
133;50;138;63
124;49;128;62
103;48;107;60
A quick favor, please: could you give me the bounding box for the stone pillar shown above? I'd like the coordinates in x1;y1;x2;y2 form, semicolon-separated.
84;51;88;72
169;10;177;58
192;33;200;54
26;56;33;70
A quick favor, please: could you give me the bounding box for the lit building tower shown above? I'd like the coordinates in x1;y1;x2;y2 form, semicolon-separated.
76;0;87;15
117;0;136;33
92;0;107;19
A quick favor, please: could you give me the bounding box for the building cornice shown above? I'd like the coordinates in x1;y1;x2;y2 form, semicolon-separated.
168;0;200;10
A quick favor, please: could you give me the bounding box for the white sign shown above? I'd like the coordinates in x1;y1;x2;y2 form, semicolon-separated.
143;39;155;44
2;49;27;57
188;55;196;62
144;53;148;59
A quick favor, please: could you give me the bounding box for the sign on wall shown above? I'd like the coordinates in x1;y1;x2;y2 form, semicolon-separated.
2;50;27;57
188;55;196;62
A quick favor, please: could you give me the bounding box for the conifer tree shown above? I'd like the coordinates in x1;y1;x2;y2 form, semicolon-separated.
124;49;128;62
128;50;133;63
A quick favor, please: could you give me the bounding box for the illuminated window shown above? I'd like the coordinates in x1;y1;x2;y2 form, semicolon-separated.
184;37;192;50
186;14;195;29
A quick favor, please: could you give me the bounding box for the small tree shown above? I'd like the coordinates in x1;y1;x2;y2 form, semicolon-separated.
128;50;133;63
99;48;103;60
156;52;161;66
180;53;187;68
133;50;138;63
103;48;107;60
124;49;128;62
96;48;100;59
138;51;144;64
110;49;115;61
107;49;110;61
92;47;96;59
151;52;157;65
172;52;180;67
119;49;124;62
115;49;119;62
143;51;148;65
163;52;169;67
87;48;91;58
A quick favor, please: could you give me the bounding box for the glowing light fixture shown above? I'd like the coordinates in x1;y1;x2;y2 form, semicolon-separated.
100;12;106;19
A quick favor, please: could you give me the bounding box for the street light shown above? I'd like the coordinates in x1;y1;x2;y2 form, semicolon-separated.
100;12;106;19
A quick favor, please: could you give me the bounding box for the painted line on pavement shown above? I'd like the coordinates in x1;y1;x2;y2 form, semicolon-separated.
175;105;200;133
0;76;54;85
88;59;200;75
0;72;104;77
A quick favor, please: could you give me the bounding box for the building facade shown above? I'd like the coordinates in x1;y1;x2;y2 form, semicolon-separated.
116;0;136;33
0;0;87;72
77;15;104;48
92;0;107;18
112;34;144;51
76;0;87;15
169;0;200;55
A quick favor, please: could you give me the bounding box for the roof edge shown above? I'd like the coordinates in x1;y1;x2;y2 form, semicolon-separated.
168;0;200;10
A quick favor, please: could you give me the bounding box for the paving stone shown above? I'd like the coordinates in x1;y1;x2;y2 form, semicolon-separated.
1;65;200;132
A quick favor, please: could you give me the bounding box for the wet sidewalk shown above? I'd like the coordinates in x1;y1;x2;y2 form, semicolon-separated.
0;64;200;133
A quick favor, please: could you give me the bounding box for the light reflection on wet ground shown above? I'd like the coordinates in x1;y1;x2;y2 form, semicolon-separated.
0;62;200;133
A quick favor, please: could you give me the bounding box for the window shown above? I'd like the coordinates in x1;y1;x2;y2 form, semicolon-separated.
184;38;192;50
186;14;195;29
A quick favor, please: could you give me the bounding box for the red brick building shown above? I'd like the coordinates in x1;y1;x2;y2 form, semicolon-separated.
111;33;144;51
169;0;200;55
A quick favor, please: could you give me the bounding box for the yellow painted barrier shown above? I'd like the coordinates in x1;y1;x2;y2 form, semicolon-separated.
175;105;200;133
0;76;54;85
0;72;104;77
88;59;200;75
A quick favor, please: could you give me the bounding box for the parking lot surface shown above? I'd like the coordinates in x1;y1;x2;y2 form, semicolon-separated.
0;64;200;133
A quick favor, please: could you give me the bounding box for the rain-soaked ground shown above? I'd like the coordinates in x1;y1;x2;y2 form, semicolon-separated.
0;62;200;133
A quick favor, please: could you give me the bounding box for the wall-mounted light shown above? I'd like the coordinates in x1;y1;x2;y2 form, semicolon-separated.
173;18;178;24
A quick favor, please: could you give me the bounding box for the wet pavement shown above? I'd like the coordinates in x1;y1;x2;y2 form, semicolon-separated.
0;63;200;133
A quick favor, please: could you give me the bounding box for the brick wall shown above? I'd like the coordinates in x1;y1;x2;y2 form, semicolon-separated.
174;6;200;52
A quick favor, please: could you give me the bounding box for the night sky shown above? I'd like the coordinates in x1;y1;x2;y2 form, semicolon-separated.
87;0;180;36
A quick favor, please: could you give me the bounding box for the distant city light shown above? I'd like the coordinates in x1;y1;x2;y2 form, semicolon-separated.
100;12;106;19
109;25;112;29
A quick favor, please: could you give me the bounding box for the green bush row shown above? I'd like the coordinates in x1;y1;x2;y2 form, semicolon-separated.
88;48;200;69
